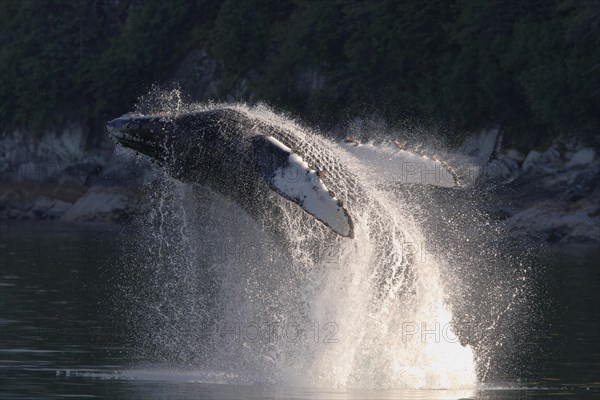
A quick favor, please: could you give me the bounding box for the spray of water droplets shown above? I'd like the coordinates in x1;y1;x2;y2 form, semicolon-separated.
115;90;536;389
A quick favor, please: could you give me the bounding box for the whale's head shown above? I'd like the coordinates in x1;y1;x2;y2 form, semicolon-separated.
107;113;212;186
106;110;256;185
106;115;176;162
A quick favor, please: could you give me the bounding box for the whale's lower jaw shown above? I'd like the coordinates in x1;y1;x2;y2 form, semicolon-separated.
113;137;163;160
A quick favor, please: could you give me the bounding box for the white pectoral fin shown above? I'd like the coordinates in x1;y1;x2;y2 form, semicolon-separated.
253;136;354;238
339;141;460;188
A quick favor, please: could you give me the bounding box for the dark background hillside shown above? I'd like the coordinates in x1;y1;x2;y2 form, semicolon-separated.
1;0;599;150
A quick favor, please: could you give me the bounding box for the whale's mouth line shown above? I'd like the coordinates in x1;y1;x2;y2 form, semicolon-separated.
110;133;164;159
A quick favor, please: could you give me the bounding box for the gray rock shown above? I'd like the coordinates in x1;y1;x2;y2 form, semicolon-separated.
540;148;561;166
60;187;129;222
497;159;599;243
0;128;113;184
7;209;22;219
522;150;542;172
30;196;73;219
30;196;55;217
46;200;72;219
507;199;599;243
566;148;596;168
520;145;592;174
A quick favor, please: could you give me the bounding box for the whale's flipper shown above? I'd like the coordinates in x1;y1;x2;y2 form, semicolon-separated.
253;136;354;238
340;141;460;188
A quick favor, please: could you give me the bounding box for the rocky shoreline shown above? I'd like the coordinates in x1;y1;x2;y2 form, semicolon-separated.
1;130;598;244
496;153;599;243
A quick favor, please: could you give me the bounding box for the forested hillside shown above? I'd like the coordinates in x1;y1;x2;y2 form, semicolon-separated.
1;0;598;148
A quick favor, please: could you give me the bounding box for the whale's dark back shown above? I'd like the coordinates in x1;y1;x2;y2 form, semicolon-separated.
164;110;268;211
172;108;366;220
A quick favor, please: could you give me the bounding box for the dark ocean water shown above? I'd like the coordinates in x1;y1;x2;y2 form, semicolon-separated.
0;221;598;399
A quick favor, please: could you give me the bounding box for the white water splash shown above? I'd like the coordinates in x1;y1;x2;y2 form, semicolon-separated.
123;100;479;389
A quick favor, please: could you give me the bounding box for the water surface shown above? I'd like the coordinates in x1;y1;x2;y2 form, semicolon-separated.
0;222;598;399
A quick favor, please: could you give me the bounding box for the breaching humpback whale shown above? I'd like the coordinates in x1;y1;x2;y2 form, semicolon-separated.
106;107;458;241
107;106;463;298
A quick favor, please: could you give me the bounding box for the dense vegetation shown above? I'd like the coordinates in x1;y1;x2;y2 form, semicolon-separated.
1;0;598;148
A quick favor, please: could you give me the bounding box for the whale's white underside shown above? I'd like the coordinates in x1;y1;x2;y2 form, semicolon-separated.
266;136;353;237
